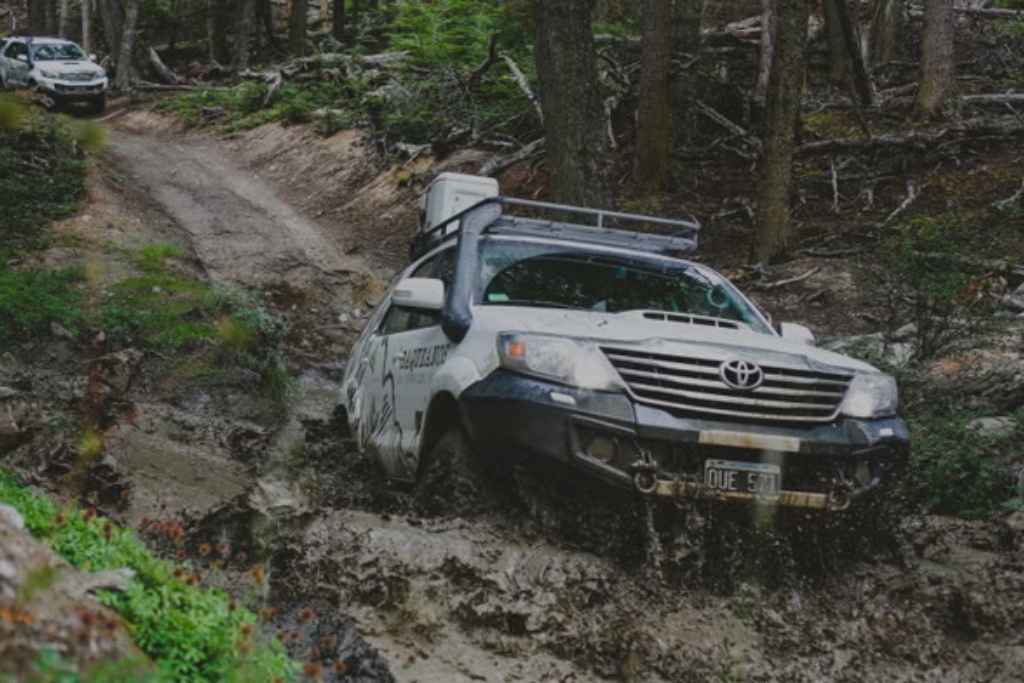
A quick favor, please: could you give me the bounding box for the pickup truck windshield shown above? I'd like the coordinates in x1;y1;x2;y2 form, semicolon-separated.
32;43;86;61
476;239;769;332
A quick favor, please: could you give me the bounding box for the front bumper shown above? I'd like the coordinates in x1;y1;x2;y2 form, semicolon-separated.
459;370;910;511
37;77;107;99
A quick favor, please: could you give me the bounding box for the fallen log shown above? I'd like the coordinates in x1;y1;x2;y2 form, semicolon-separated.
958;8;1024;19
479;138;545;177
963;93;1024;105
501;52;543;124
148;47;181;85
798;115;1024;155
695;101;762;152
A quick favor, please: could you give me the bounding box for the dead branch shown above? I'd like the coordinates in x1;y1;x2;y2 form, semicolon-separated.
751;267;822;291
994;172;1024;208
695;101;762;152
500;52;543;124
147;46;180;85
958;8;1024;19
466;34;500;88
135;81;213;91
262;72;283;107
798;115;1024;155
963;93;1024;106
883;182;918;226
479;138;545;177
915;253;1024;278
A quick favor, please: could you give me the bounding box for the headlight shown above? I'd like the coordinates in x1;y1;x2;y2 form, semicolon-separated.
40;70;59;79
841;373;898;418
497;333;622;390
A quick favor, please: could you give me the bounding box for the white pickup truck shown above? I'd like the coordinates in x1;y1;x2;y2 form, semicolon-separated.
341;175;909;512
0;36;107;112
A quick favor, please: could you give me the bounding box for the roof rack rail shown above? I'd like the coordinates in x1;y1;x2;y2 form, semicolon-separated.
412;196;700;259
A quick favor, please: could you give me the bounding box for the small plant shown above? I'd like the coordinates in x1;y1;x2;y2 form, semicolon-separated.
0;472;298;682
0;268;85;349
135;242;185;272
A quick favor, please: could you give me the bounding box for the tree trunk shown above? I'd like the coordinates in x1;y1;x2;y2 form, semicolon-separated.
231;0;256;74
868;0;900;67
753;0;809;264
289;0;308;55
823;0;850;85
833;0;874;105
58;0;68;37
82;0;91;53
673;0;702;53
915;0;954;116
207;0;227;64
114;0;139;91
97;0;123;59
532;0;611;207
257;0;278;50
332;0;345;42
754;0;777;102
637;0;673;194
28;0;45;34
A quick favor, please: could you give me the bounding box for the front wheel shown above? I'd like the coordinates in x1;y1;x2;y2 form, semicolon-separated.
90;93;106;114
414;426;489;517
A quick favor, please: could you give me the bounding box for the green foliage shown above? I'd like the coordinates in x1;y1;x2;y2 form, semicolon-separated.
902;410;1024;519
17;650;163;683
0;106;88;260
872;213;1000;361
0;268;85;349
0;472;298;683
135;242;185;272
390;0;529;68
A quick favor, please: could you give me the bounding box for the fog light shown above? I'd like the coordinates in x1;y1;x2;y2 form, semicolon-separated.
587;435;617;463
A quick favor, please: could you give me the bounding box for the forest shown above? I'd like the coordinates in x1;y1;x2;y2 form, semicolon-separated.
2;0;1024;681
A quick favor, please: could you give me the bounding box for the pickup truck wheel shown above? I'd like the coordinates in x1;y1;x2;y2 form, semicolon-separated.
414;427;488;517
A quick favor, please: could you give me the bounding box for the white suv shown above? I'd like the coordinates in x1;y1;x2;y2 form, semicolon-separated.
341;197;909;512
0;36;107;111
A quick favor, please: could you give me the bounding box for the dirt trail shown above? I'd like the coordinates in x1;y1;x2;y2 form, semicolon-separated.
17;113;1022;682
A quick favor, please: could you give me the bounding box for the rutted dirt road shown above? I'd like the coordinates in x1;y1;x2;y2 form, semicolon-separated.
15;112;1024;682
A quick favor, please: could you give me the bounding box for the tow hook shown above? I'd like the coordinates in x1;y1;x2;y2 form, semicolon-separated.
633;469;658;494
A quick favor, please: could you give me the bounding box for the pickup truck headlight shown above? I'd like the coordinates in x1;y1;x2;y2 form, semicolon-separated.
497;333;622;390
841;373;898;419
40;70;59;79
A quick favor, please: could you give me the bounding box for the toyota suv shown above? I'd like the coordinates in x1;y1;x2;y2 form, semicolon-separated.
340;194;909;512
0;36;107;111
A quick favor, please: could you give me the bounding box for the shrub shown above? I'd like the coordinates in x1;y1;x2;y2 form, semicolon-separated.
902;410;1024;519
0;472;297;682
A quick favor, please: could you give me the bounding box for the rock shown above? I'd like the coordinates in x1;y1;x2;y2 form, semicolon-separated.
892;323;918;342
50;322;75;340
0;505;24;531
89;349;144;396
998;284;1024;313
965;416;1019;439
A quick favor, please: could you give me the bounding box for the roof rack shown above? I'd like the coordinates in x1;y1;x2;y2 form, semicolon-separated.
412;196;700;259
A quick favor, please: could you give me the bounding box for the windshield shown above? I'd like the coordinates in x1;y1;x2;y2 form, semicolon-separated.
476;238;770;332
32;43;86;61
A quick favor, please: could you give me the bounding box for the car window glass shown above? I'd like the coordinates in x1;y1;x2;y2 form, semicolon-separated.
378;304;440;336
411;253;441;279
5;43;25;58
32;43;86;61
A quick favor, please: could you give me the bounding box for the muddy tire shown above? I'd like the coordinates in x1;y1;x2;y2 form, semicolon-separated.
414;427;489;517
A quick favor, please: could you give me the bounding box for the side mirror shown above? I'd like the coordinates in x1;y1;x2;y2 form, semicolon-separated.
778;322;816;346
15;53;28;63
89;53;98;62
393;278;445;311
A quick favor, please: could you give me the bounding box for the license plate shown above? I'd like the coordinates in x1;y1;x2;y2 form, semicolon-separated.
704;459;781;498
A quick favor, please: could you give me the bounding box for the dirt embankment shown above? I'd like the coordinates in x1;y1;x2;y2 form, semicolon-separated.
3;112;1024;682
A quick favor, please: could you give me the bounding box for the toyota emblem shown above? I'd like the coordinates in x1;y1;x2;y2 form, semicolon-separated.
719;359;764;390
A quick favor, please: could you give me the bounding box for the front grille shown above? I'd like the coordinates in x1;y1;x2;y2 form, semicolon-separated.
602;347;852;423
62;72;97;82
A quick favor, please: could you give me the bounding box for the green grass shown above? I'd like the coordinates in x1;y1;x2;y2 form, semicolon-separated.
0;268;85;348
0;471;297;682
0;96;89;261
13;650;163;683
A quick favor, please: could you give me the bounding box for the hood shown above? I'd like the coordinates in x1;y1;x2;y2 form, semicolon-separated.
471;306;879;375
38;61;105;77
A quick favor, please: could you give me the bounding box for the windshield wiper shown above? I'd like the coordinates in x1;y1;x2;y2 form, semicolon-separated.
485;299;583;310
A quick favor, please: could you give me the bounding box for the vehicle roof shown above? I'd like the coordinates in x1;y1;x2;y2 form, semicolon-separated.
3;36;77;44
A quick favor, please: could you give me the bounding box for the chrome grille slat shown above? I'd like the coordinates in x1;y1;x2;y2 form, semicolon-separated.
616;368;846;399
603;347;852;423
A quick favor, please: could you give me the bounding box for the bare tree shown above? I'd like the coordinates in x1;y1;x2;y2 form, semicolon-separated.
823;0;850;85
113;0;139;91
754;0;777;102
28;0;45;34
97;0;123;56
915;0;954;116
231;0;256;74
753;0;809;263
289;0;308;55
82;0;91;53
532;0;611;207
826;0;874;105
673;0;702;52
868;0;901;67
637;0;673;194
333;0;345;43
